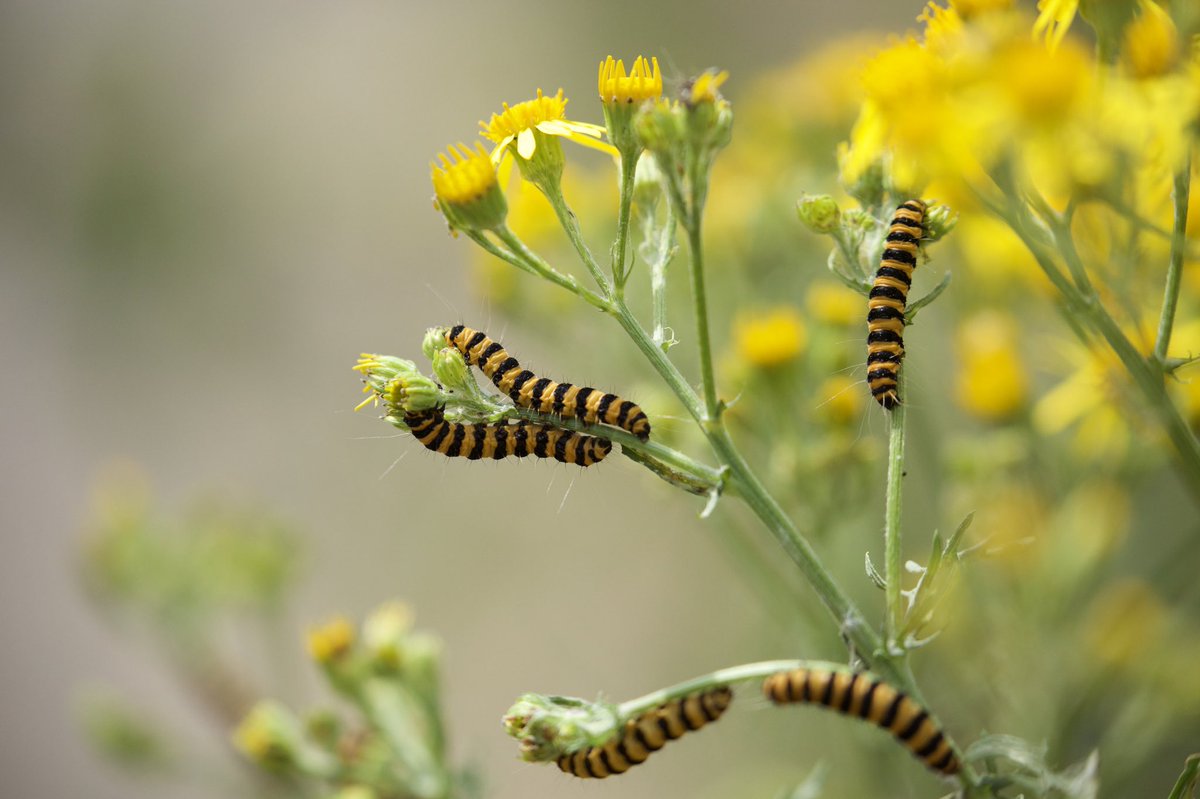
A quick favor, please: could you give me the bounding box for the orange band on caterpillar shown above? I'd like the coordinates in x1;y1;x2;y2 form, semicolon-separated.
404;407;610;467
867;199;926;410
556;687;733;779
446;324;651;441
763;667;960;776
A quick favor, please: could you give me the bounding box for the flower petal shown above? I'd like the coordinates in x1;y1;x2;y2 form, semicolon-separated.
517;128;537;159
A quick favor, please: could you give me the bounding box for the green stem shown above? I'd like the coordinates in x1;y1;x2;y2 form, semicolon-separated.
490;227;610;312
993;189;1200;504
884;390;906;648
616;659;805;717
1167;754;1200;799
542;181;613;296
684;219;720;420
611;151;640;293
1155;154;1191;365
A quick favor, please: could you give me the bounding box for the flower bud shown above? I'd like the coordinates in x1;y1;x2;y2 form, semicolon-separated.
431;143;508;235
431;348;472;394
502;693;620;762
797;194;842;234
306;616;355;664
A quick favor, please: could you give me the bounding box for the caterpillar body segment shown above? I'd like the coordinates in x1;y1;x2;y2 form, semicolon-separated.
446;324;651;441
867;199;927;410
763;667;960;776
556;687;733;779
403;408;611;466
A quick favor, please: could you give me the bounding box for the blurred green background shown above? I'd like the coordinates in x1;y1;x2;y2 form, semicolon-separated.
0;1;928;798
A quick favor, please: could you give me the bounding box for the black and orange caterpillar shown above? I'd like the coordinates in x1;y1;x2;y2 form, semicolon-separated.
763;666;959;776
866;199;926;409
446;324;651;441
403;407;611;467
556;687;733;779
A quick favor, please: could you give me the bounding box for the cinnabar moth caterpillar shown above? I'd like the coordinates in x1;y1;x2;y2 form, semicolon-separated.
556;687;733;779
403;408;611;467
867;199;926;410
446;324;651;441
762;667;960;776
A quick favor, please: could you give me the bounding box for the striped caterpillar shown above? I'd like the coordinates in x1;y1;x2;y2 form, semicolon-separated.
446;324;651;441
762;666;960;776
866;199;926;410
556;687;733;779
403;407;611;467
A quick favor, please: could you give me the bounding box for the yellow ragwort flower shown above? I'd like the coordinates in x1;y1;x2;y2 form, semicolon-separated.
816;374;865;426
1033;0;1080;50
1122;0;1180;79
949;0;1014;19
806;282;861;327
306;616;355;663
481;88;614;163
684;69;730;106
430;142;507;233
954;311;1029;421
734;307;808;368
598;55;662;104
431;142;498;207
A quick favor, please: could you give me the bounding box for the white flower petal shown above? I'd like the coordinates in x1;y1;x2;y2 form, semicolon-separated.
517;128;537;159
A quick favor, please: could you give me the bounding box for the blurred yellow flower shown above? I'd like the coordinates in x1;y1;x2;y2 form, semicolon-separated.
954;311;1029;421
815;374;865;426
685;69;730;105
954;214;1047;294
1033;0;1079;50
734;307;808;368
806;281;861;327
1084;579;1167;668
1033;337;1138;460
1122;0;1179;80
598;55;662;104
481;89;614;163
363;600;414;669
306;616;355;663
950;0;1014;19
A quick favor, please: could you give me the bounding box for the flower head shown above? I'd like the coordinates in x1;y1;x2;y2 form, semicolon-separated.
306;616;355;664
598;56;662;105
1033;0;1080;50
481;88;614;164
954;311;1029;422
1122;0;1180;80
734;307;807;368
431;142;507;233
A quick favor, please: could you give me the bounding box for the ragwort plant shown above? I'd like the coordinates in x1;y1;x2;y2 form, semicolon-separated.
224;4;1200;798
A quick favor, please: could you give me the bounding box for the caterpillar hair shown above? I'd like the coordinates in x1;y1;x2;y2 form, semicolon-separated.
763;667;959;776
403;408;611;467
866;199;926;410
556;687;733;779
446;324;651;441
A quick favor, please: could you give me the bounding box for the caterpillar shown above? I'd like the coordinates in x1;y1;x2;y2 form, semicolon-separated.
762;667;960;776
556;687;733;779
866;199;926;410
403;407;611;467
446;324;651;441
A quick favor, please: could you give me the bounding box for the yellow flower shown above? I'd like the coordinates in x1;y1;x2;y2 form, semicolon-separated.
1122;0;1180;79
430;142;507;232
598;55;662;104
1033;0;1080;50
480;88;615;163
734;307;807;368
306;616;355;663
1033;336;1139;460
815;375;865;426
805;281;861;327
954;311;1029;421
684;69;730;106
1084;579;1167;668
950;0;1014;19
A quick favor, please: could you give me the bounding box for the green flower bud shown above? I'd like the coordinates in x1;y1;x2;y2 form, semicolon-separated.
797;194;842;235
842;208;877;233
502;693;620;762
233;701;305;769
682;70;733;153
922;203;958;242
635;99;686;165
632;154;665;210
431;348;472;394
354;355;442;415
363;600;414;672
838;148;886;209
422;327;448;361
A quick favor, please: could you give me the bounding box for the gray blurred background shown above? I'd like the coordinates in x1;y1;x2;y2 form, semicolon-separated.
1;1;924;797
